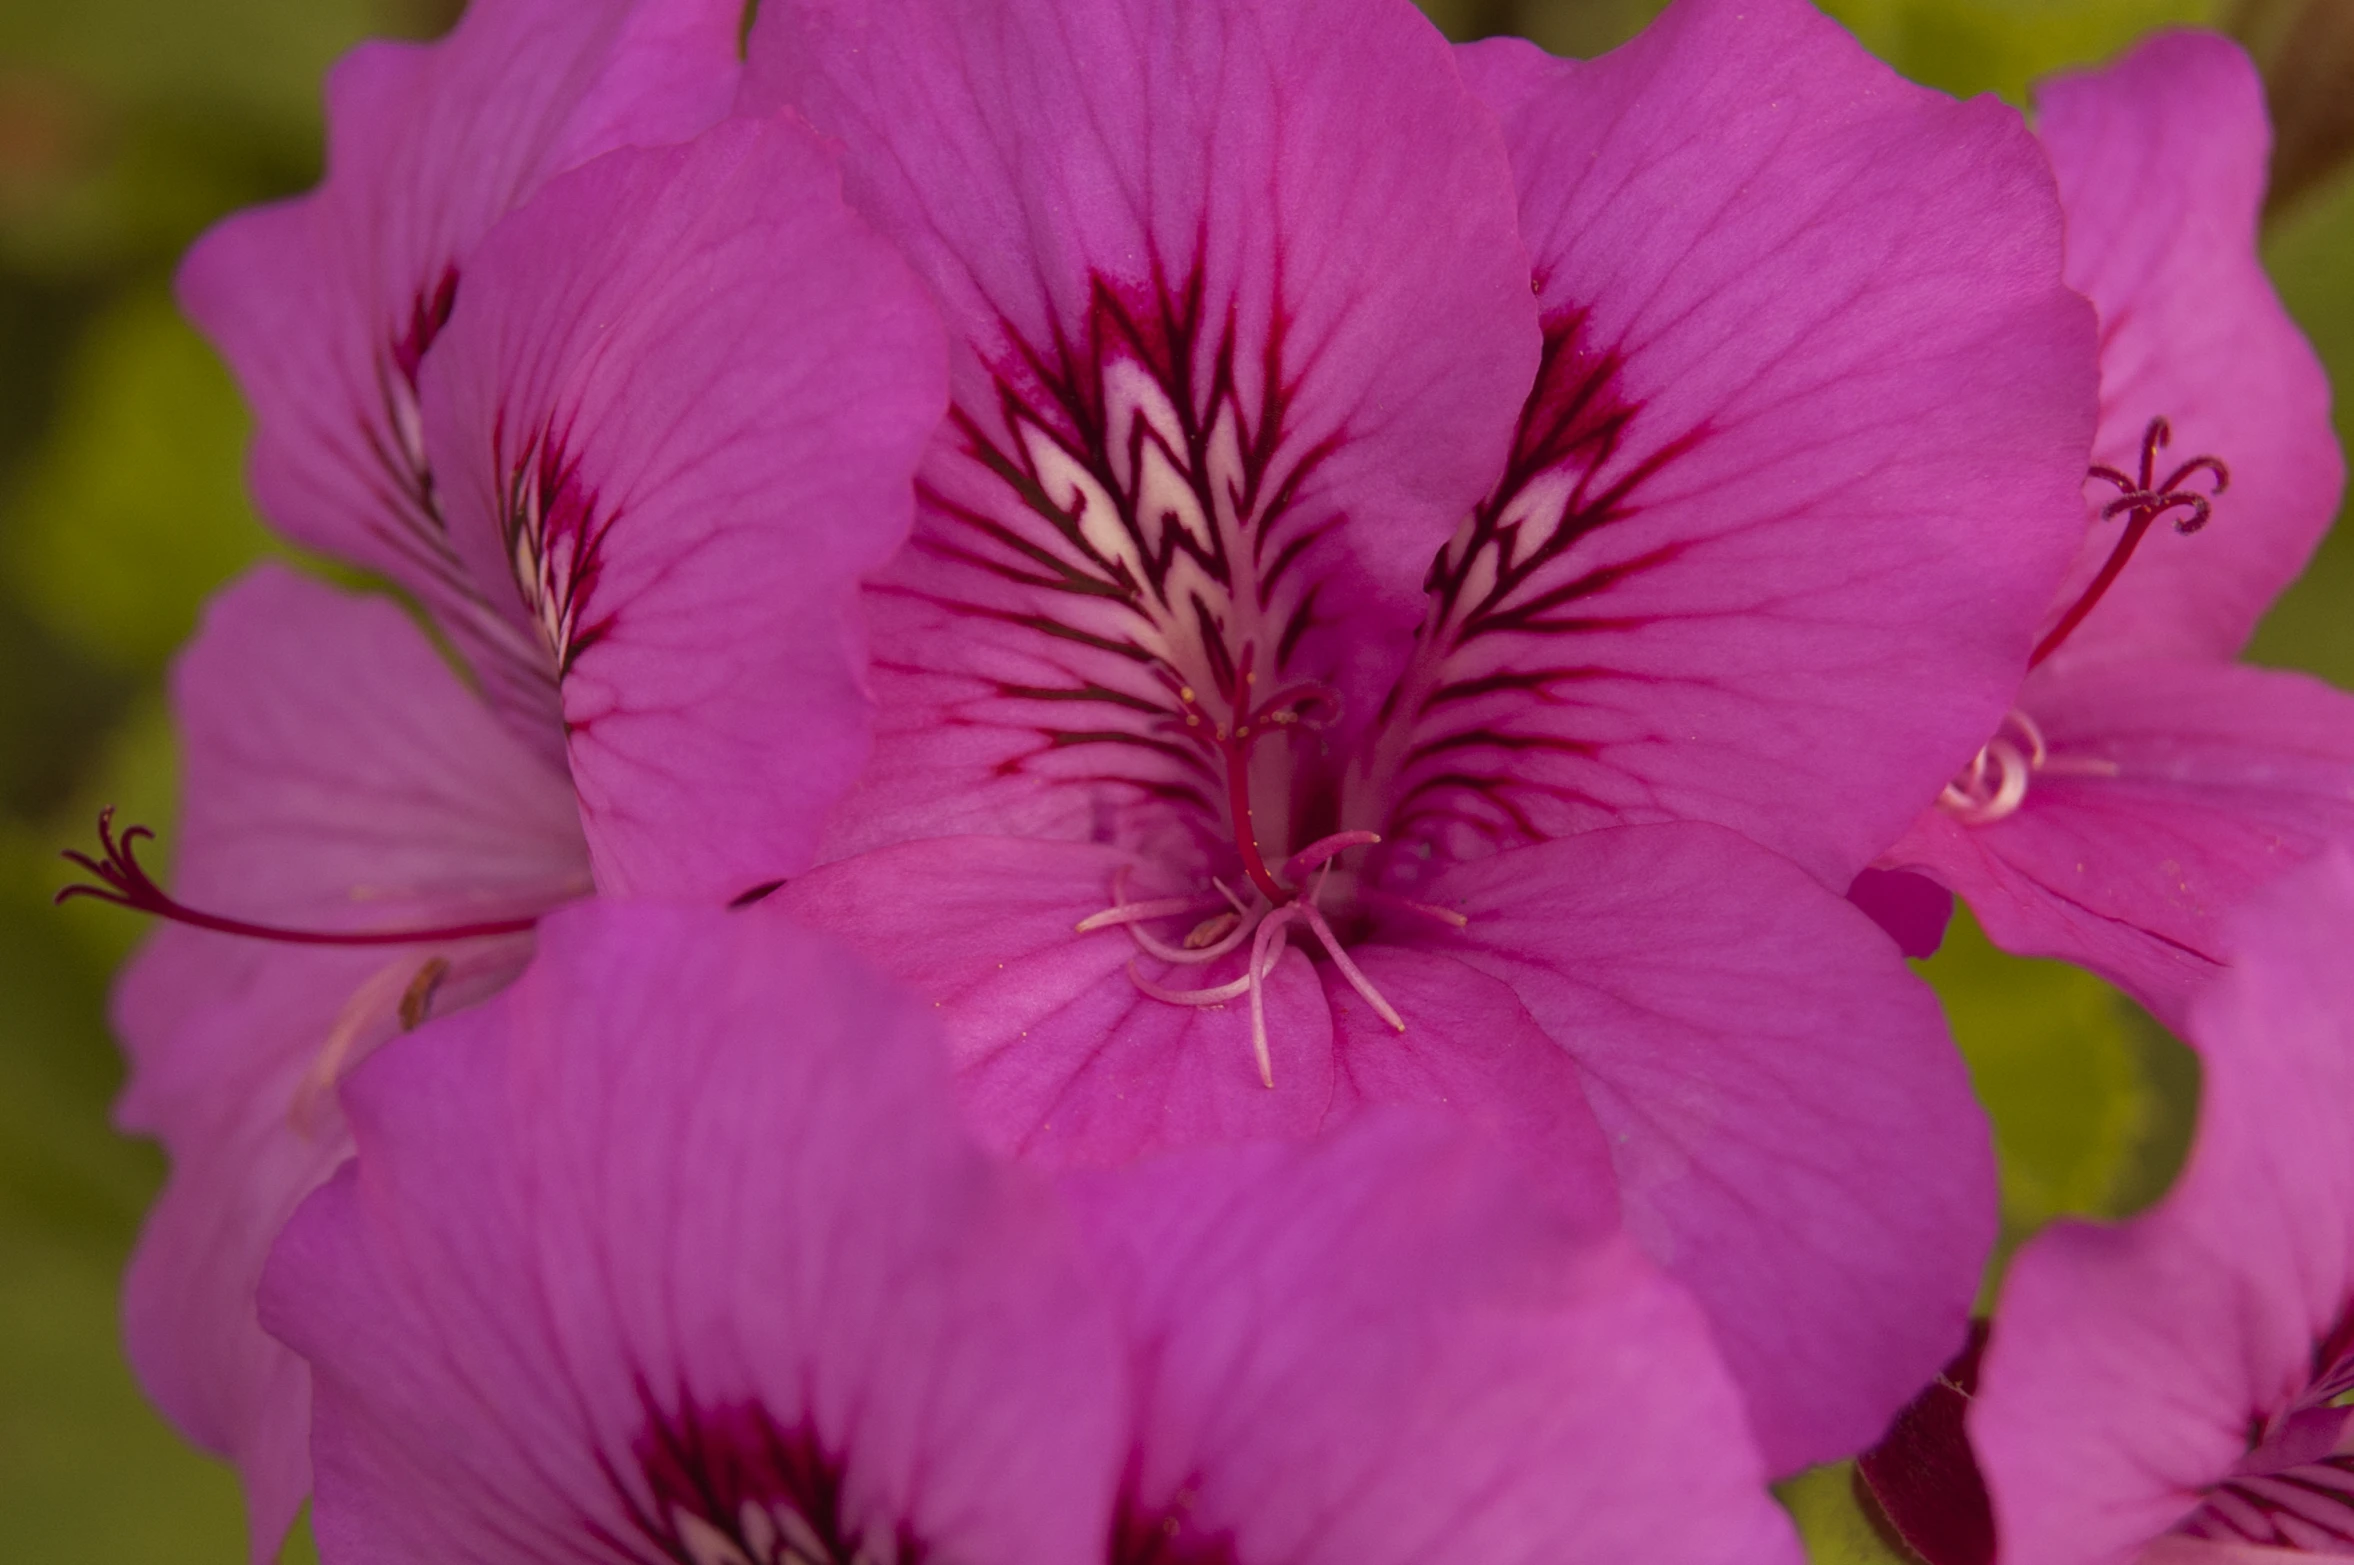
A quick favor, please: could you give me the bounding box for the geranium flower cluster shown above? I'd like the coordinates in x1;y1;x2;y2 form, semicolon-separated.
61;0;2351;1558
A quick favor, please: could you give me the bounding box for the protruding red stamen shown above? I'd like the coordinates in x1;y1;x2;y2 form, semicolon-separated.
57;807;541;947
2032;416;2230;669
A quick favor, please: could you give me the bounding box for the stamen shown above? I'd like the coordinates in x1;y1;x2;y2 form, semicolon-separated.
1126;960;1256;1008
1244;906;1300;1089
397;957;451;1031
57;808;541;947
1291;900;1405;1033
290;956;432;1136
1128;909;1255;966
1938;710;2045;825
1359;888;1471;929
1073;892;1222;933
2032;416;2229;668
1183;911;1242;950
1280;829;1380;886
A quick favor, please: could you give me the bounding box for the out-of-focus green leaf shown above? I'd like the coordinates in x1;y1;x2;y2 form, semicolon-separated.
1917;910;2198;1274
0;0;384;131
0;1227;249;1562
3;284;275;670
1814;0;2217;101
2247;166;2354;686
1781;1463;1915;1564
1922;912;2144;1229
2229;0;2354;219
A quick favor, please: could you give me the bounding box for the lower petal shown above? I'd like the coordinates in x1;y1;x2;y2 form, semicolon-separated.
773;837;1619;1210
116;929;529;1561
771;837;1339;1161
1067;1115;1802;1565
1428;823;1996;1472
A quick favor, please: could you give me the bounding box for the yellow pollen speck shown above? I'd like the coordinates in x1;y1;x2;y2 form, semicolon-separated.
1178;686;1195;702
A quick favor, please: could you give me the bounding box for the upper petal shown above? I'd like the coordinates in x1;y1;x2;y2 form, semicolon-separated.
1972;851;2354;1564
261;903;1127;1565
156;565;588;930
1423;0;2097;888
2031;31;2345;668
1428;822;1997;1472
417;116;948;900
1069;1116;1803;1565
176;0;742;739
1880;659;2354;1031
747;0;1540;859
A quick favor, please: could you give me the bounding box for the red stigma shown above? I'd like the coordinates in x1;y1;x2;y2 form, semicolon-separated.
2030;416;2229;669
57;806;540;947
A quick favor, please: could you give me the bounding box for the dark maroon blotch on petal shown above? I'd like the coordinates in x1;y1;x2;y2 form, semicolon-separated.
1110;1489;1239;1565
1854;1319;1994;1565
626;1393;920;1565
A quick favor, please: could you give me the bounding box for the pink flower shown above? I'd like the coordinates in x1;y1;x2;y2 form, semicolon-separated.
78;5;947;1543
1967;847;2354;1563
1868;32;2353;1028
261;900;1801;1565
744;0;2095;1466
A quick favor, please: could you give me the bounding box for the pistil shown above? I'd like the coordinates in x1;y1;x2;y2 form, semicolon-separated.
1941;416;2227;827
2030;416;2229;670
57;807;542;946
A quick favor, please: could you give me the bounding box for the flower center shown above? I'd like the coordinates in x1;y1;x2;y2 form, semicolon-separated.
1077;648;1466;1087
1940;415;2227;826
2172;1310;2354;1552
634;1399;898;1565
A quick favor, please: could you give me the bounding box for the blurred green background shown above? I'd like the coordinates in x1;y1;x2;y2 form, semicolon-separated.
0;0;2344;1559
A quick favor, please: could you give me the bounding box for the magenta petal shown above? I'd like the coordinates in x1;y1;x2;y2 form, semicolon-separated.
417;117;947;900
772;838;1619;1211
1442;0;2096;887
176;0;742;738
749;0;1540;859
1430;823;1996;1471
771;838;1343;1159
1881;660;2354;1031
2032;31;2344;667
157;566;588;927
116;938;383;1562
261;904;1127;1565
753;0;1534;603
112;566;581;1558
1971;851;2354;1565
1069;1117;1803;1565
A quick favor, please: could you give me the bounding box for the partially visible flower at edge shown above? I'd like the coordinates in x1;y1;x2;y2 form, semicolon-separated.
1966;846;2354;1563
66;8;950;1548
1866;30;2353;1033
